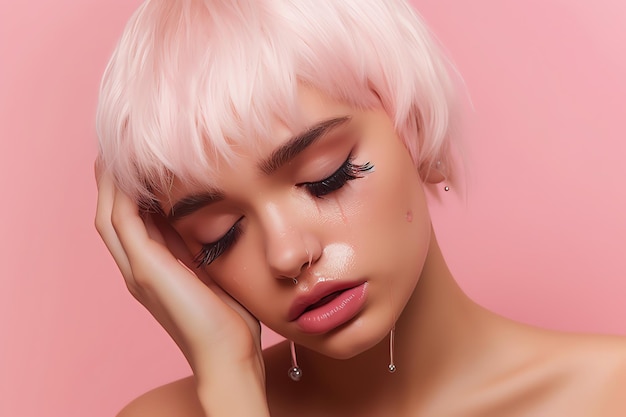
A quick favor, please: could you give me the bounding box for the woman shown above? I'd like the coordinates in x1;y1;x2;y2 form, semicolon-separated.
95;0;626;415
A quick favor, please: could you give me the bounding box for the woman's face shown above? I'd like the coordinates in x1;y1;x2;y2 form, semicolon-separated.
166;86;433;359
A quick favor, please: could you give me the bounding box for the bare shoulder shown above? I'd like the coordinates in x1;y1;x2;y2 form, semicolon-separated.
466;325;626;416
550;332;626;413
116;376;203;417
564;332;626;372
571;334;626;395
115;342;293;417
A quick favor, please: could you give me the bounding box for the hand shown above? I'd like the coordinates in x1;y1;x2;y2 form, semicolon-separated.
94;161;265;397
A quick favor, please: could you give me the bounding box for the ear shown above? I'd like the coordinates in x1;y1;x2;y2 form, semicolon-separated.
418;161;446;184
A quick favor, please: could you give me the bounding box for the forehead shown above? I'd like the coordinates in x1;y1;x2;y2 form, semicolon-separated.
267;85;356;147
159;86;362;206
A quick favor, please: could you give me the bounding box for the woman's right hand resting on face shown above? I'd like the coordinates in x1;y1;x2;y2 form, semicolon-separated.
95;162;271;417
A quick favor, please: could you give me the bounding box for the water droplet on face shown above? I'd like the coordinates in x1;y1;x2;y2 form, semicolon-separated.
406;210;413;222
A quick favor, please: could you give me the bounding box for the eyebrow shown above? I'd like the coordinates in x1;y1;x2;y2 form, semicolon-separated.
168;190;225;222
168;116;350;222
258;116;350;175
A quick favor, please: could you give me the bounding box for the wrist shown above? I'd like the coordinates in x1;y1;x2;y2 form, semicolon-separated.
197;361;269;417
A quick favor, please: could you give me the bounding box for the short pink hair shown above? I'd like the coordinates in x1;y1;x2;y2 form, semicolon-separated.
97;0;456;205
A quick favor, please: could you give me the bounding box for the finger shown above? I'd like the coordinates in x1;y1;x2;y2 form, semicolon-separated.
110;186;150;250
147;214;253;322
111;186;163;266
139;197;258;334
143;218;247;338
148;213;203;276
95;172;132;279
94;156;104;185
111;187;211;299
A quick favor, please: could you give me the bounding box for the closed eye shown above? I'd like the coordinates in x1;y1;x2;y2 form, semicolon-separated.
192;155;373;267
194;217;243;267
299;154;373;198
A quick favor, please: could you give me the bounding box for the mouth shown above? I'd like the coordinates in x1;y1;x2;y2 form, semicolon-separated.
302;290;346;314
288;282;368;334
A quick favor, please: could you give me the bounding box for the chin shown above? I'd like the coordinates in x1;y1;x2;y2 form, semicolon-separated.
314;315;393;360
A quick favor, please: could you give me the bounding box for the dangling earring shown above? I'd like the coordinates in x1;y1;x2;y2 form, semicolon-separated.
388;327;396;373
288;341;302;381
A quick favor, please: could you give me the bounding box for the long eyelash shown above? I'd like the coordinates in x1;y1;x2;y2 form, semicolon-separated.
194;221;243;268
303;155;374;198
192;157;372;266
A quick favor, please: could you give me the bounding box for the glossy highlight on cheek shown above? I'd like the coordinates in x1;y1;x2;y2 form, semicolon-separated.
313;242;356;282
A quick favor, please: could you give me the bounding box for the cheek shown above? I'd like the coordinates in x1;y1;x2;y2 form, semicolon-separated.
347;145;432;280
352;146;429;237
204;236;269;303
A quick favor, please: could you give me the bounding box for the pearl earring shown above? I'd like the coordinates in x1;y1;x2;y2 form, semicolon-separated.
388;327;396;372
288;340;302;381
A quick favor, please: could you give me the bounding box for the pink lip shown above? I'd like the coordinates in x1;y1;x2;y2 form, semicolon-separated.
288;281;368;334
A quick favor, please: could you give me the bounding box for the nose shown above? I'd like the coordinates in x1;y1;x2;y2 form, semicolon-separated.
260;202;321;280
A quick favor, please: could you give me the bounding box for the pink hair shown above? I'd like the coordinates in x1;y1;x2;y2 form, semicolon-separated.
96;0;457;205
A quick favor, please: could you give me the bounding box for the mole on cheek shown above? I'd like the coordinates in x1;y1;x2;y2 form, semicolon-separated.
406;210;413;222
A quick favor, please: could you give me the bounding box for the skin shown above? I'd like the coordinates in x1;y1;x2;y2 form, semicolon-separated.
98;87;626;417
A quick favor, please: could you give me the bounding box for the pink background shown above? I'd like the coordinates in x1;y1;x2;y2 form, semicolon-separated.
1;1;625;416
